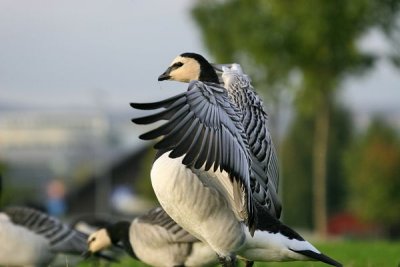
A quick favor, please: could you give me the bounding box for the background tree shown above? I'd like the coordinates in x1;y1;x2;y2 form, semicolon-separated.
282;102;352;229
192;0;400;236
0;163;7;206
344;119;400;237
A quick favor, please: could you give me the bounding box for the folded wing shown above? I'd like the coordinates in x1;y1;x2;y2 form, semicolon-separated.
137;207;197;243
222;67;282;218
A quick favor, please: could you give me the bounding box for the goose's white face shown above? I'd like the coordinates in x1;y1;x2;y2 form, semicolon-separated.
87;228;112;253
158;56;200;82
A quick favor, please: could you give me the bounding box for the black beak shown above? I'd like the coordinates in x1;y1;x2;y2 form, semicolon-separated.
158;67;172;81
95;252;120;263
82;250;119;263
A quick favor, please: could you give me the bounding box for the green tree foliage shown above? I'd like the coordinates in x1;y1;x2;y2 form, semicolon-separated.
0;162;6;206
345;119;400;227
282;103;353;228
192;0;400;236
281;113;313;228
193;0;400;97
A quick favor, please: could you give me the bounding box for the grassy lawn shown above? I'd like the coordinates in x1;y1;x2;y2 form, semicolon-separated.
78;240;400;267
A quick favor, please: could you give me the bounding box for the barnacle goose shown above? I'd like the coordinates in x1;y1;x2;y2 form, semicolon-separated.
86;207;218;267
131;52;341;266
0;206;114;267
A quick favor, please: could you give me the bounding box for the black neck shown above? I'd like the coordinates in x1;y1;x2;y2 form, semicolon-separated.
199;63;219;83
107;221;138;259
181;52;219;83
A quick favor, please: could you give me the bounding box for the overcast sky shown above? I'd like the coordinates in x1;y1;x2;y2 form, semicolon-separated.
0;0;399;114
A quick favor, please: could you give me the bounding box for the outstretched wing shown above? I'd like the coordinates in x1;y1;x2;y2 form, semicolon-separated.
131;81;256;230
222;66;282;219
4;206;87;254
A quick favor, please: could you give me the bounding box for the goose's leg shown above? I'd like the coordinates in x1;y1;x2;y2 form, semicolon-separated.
218;254;237;267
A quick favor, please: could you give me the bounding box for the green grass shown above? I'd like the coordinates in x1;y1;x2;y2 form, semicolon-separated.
78;240;400;267
266;240;400;267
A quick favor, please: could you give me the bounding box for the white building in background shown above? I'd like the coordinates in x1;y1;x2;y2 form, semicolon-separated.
0;108;143;198
0;109;109;169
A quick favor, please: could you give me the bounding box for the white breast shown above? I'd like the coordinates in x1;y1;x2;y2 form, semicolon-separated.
184;241;219;267
151;152;246;256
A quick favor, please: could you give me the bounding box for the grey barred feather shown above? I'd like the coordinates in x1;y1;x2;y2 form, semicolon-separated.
137;207;198;243
4;206;87;254
222;68;282;218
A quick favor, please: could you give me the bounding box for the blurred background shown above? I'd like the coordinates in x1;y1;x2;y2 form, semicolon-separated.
1;0;400;266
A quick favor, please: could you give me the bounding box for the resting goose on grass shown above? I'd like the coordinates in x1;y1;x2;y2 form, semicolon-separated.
0;206;103;267
131;52;341;266
86;207;218;267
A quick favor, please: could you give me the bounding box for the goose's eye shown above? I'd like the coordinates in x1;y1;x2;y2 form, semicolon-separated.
172;62;183;68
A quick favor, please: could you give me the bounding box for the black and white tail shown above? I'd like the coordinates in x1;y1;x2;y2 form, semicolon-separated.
292;249;343;267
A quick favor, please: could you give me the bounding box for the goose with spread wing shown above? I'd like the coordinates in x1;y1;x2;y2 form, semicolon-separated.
131;53;341;266
132;54;255;266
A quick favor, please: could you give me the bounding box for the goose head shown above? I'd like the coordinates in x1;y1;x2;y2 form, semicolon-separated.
87;228;112;253
158;52;220;83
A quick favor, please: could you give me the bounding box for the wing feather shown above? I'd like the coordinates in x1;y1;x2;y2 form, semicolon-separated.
131;81;256;229
130;93;185;110
222;68;282;218
169;118;199;158
138;105;189;140
204;129;216;171
195;127;211;169
181;122;203;166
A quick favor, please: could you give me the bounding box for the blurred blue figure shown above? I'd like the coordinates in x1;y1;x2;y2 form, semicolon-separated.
46;179;67;217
